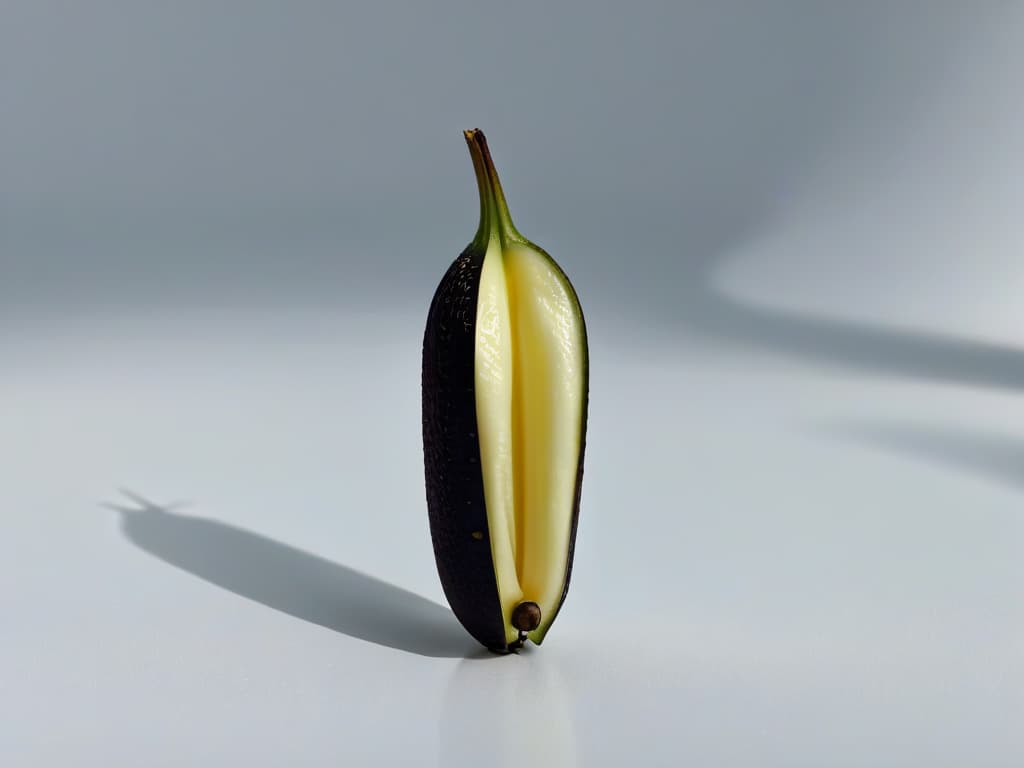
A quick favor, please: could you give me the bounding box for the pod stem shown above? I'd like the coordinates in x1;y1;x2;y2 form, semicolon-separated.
506;631;528;653
464;128;521;249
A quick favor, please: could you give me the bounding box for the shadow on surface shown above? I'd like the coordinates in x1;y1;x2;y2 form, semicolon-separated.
678;289;1024;392
104;490;475;658
834;423;1024;491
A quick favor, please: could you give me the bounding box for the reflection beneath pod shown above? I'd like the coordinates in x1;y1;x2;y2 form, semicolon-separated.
439;650;576;767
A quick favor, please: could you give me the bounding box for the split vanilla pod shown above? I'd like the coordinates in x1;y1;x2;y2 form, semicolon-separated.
422;129;589;652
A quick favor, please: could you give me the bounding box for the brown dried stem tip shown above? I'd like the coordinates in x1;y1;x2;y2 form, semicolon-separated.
511;601;542;632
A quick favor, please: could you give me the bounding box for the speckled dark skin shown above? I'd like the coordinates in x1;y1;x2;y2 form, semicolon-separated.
421;245;507;651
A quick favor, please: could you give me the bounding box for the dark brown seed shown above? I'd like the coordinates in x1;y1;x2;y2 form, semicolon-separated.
511;601;542;632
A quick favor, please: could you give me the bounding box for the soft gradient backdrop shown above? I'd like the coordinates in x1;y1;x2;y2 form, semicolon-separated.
2;2;1022;766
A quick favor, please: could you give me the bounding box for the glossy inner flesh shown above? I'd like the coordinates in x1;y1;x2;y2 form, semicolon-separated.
474;241;586;646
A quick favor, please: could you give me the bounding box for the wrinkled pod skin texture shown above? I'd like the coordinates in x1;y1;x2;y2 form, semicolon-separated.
421;243;588;653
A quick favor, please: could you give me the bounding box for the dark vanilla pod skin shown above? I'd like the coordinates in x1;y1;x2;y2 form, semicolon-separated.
422;245;508;651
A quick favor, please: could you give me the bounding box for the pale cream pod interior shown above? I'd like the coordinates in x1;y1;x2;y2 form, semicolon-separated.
474;239;586;647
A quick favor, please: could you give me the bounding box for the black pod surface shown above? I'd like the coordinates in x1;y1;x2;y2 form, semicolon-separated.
421;245;508;651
